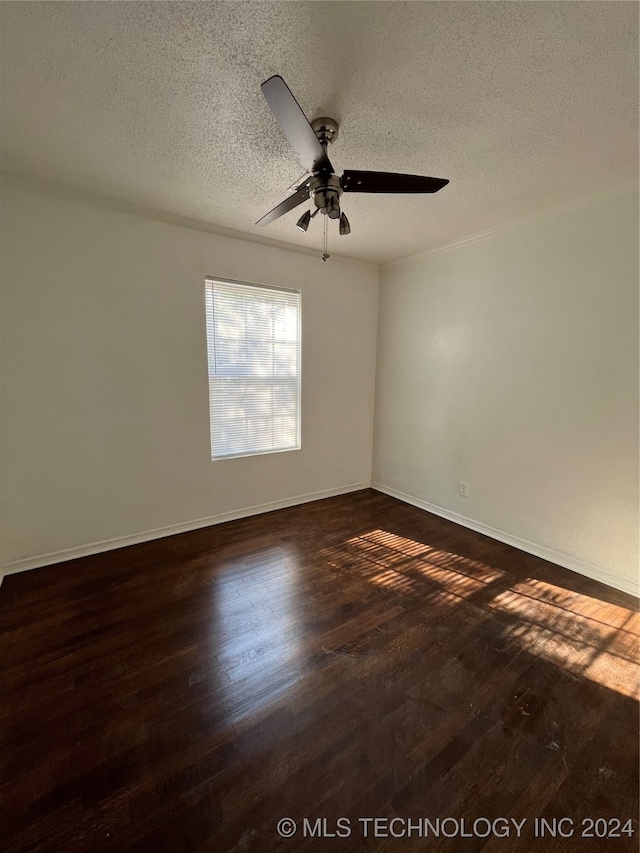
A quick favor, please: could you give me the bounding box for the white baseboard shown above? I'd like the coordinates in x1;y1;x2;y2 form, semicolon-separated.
0;481;371;579
371;482;640;599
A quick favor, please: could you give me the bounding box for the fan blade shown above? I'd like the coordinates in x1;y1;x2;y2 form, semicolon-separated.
256;184;310;227
261;75;333;174
341;170;449;193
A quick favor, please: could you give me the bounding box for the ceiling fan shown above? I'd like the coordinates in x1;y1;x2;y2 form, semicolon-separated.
256;75;449;259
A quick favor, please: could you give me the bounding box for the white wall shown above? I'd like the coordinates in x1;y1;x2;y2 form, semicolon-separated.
0;182;379;572
373;190;639;595
2;181;637;596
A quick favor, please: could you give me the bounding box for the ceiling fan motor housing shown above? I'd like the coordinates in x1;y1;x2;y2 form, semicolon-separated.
307;174;342;218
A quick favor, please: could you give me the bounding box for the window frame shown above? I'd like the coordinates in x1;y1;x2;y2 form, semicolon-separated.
205;276;302;461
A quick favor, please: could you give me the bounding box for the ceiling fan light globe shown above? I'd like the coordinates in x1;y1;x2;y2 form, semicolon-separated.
339;213;351;235
296;210;312;232
327;196;341;219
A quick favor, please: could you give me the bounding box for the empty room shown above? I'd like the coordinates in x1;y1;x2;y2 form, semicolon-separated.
1;2;638;851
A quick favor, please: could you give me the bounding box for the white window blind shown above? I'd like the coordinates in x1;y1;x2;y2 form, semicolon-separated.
205;278;301;459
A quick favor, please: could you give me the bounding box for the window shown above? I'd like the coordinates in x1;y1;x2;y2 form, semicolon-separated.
205;277;301;459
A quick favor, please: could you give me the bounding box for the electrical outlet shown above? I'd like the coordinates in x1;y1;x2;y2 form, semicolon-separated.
459;481;469;498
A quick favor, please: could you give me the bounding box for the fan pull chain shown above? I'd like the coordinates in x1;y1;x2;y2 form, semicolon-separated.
322;213;330;262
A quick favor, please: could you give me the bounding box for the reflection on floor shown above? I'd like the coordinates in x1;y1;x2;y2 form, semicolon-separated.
2;489;638;851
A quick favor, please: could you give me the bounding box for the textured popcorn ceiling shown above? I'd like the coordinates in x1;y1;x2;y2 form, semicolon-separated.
1;2;637;265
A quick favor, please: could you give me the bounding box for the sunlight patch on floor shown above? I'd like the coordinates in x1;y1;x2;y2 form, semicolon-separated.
348;529;504;583
335;528;505;600
488;578;640;700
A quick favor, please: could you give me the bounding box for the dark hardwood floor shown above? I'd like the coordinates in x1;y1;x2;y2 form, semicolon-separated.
1;489;638;852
